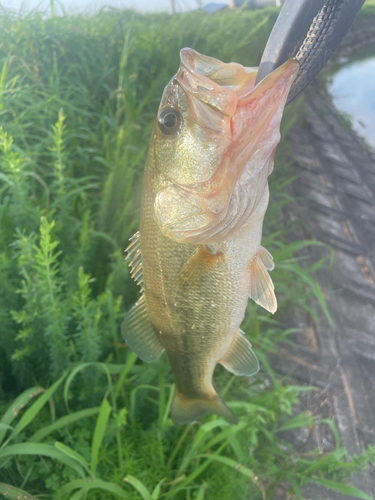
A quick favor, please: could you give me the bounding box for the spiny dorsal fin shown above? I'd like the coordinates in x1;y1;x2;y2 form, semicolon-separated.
121;295;164;363
125;231;143;289
258;246;275;271
248;254;277;314
219;330;259;377
176;245;224;293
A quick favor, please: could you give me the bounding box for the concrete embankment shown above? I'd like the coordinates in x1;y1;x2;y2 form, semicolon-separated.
272;14;375;500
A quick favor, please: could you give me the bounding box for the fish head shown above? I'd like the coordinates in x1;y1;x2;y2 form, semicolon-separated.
151;48;299;244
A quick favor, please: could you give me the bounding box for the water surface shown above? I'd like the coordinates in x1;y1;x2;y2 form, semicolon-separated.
329;53;375;149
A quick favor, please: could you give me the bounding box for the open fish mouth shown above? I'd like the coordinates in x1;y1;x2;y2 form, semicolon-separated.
177;48;258;119
154;48;299;245
177;47;298;117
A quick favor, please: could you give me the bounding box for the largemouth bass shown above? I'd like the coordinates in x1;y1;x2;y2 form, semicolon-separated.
123;49;298;424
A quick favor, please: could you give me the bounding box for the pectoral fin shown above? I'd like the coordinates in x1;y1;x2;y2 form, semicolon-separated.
176;245;224;292
121;295;164;363
258;245;275;271
220;330;259;377
248;252;277;314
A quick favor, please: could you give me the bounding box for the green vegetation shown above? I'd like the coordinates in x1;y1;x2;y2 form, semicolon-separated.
0;3;374;500
361;0;375;15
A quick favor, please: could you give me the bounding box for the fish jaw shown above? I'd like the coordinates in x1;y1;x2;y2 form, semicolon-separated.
151;49;299;245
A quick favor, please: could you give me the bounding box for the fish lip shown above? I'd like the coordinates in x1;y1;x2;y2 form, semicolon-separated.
177;48;239;118
237;58;300;106
176;48;299;122
154;52;299;246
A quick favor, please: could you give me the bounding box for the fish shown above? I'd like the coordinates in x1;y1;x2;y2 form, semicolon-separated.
122;48;298;424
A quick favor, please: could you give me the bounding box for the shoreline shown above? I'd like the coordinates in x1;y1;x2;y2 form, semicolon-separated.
273;15;375;498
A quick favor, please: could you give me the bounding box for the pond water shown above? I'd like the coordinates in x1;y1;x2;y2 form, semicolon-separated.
329;52;375;149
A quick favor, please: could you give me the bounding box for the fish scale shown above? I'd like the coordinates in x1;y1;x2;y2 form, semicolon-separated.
122;48;298;424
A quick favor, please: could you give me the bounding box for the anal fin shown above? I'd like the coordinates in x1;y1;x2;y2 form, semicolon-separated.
220;330;259;377
248;252;277;314
121;295;164;363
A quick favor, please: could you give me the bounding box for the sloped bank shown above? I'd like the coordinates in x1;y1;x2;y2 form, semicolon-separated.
272;12;375;500
336;12;375;56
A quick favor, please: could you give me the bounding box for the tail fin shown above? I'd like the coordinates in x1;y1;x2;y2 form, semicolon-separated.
171;388;238;425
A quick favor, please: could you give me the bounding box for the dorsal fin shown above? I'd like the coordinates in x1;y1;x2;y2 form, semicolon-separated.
121;295;164;363
248;253;277;314
126;231;143;290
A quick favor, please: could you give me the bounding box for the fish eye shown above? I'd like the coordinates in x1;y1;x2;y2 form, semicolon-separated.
157;107;182;136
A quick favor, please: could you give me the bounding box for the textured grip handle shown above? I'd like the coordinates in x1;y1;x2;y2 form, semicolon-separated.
255;0;365;105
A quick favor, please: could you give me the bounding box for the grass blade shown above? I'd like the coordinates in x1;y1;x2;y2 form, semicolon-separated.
55;478;129;499
288;474;302;500
303;448;347;475
114;351;137;399
0;483;39;499
253;349;277;386
318;418;341;448
91;397;112;476
8;374;66;442
273;240;332;263
196;454;256;480
161;384;174;427
203;423;246;451
311;478;372;500
64;363;115;412
0;424;13;432
69;489;85;500
280;262;334;326
0;443;85;477
195;454;266;498
129;385;159;422
28;407;100;443
63;363;98;411
0;387;43;446
124;475;153;500
277;411;314;432
195;483;208;500
151;479;166;500
158;370;166;426
191;420;230;452
54;441;90;469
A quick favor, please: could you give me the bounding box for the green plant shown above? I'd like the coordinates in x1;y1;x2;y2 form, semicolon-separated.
0;0;281;391
1;358;374;500
0;4;374;500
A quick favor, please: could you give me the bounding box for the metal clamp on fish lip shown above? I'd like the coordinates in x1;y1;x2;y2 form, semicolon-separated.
255;0;365;105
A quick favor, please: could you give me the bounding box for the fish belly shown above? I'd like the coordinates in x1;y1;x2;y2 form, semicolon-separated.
143;223;251;388
132;167;267;423
142;219;247;395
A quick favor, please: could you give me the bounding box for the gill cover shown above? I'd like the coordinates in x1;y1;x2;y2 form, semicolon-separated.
153;48;298;245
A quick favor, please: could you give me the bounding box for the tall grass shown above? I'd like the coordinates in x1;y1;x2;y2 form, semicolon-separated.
0;3;281;391
0;4;374;500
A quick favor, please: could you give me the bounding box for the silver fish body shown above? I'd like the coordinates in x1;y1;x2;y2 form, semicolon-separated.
123;49;298;423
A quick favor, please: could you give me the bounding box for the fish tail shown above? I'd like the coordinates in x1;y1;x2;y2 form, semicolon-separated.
171;388;238;425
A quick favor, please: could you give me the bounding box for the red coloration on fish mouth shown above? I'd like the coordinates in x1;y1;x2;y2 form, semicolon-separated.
230;117;234;136
154;48;299;245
